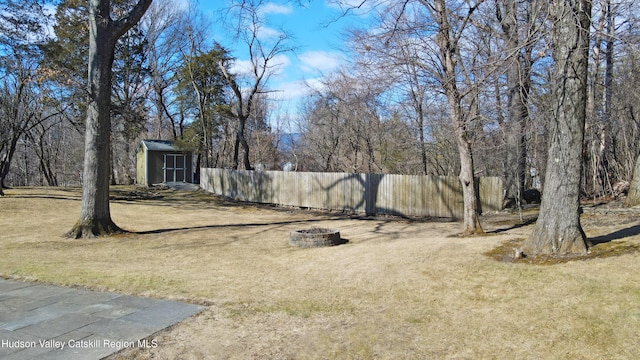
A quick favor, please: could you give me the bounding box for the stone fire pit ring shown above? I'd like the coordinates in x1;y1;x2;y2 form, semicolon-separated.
290;228;342;248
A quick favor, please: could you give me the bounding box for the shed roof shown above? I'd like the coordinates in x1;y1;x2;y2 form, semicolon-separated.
140;139;184;152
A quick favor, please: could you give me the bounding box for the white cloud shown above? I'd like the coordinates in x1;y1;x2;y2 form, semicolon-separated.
230;54;291;78
302;78;328;93
267;78;327;129
299;51;344;74
273;81;311;101
268;54;292;77
167;0;190;11
230;59;254;76
260;3;293;15
258;25;285;40
272;77;327;101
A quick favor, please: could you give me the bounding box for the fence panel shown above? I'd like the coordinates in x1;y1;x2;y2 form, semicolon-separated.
200;168;503;218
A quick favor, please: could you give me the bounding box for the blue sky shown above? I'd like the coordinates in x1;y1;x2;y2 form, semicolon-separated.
197;1;363;120
36;0;362;126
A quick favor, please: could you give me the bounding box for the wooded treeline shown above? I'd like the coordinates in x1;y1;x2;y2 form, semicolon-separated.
1;0;639;206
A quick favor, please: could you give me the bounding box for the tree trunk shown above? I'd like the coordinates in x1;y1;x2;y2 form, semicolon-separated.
457;130;483;235
0;161;5;195
499;0;531;204
34;131;59;186
67;0;152;238
0;153;4;194
67;13;121;238
524;0;591;255
599;0;614;195
219;59;253;171
0;135;20;197
586;0;613;198
233;132;240;170
625;153;640;207
238;116;252;170
433;0;483;235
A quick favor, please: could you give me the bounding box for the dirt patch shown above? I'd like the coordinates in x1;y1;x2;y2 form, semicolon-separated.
1;186;639;359
481;204;640;264
484;237;640;265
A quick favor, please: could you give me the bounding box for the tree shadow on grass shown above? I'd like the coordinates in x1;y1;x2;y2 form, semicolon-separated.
133;218;333;236
8;194;81;201
589;224;640;245
127;218;356;250
487;216;538;234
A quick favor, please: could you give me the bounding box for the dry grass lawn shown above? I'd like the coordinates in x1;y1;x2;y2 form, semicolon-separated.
1;186;639;359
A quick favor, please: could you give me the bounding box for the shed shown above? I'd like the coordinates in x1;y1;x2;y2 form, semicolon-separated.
136;140;193;186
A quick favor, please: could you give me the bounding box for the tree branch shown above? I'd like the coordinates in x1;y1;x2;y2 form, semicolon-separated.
112;0;154;40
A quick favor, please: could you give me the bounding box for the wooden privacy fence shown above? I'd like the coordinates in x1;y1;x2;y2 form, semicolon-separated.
200;168;503;218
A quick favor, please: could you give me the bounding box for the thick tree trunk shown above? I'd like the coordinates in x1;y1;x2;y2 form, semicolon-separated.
625;153;640;207
67;0;152;238
67;13;121;238
524;0;591;255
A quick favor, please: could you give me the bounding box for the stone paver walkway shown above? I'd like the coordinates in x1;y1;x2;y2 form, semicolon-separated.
0;279;203;359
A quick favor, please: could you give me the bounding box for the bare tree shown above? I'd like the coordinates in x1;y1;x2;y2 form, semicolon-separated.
495;0;541;206
428;0;486;235
296;70;389;173
524;0;592;255
625;153;640;207
247;93;280;169
219;0;294;170
67;0;153;238
334;0;488;234
0;0;53;196
26;115;67;187
143;1;199;140
298;86;345;172
399;50;433;176
605;2;640;189
584;0;617;199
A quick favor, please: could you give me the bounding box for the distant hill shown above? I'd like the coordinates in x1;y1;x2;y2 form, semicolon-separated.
278;133;302;152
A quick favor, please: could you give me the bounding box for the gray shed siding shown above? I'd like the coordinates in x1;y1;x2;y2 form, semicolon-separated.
136;140;193;187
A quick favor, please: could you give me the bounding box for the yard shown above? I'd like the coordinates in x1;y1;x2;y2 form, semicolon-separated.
1;186;639;359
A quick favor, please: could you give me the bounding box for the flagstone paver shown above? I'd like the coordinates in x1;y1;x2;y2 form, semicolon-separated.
0;279;203;359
